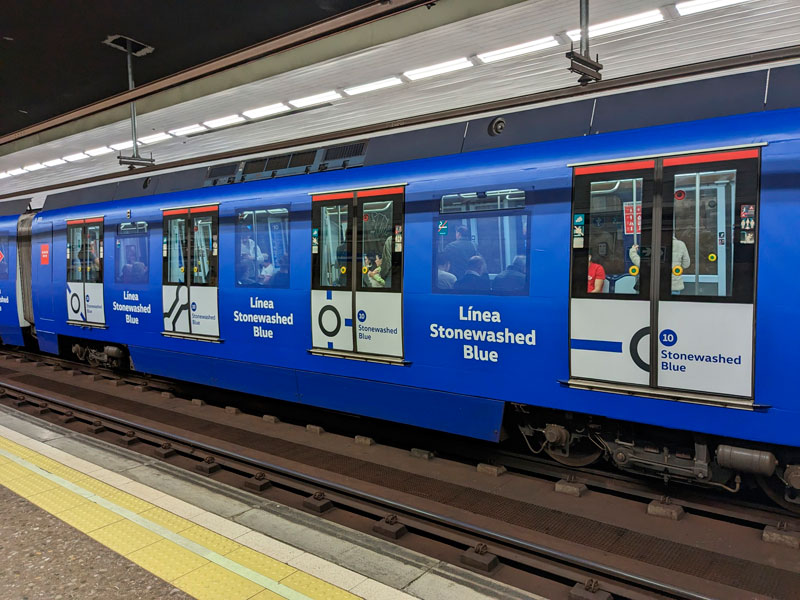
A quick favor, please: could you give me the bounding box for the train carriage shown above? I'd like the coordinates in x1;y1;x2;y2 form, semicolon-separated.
7;69;800;504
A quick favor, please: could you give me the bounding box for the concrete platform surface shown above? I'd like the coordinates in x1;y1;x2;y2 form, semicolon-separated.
0;406;546;600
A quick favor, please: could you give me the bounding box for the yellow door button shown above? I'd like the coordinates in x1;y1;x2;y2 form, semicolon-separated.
340;266;346;274
708;253;717;262
362;266;368;274
672;266;683;277
629;265;639;276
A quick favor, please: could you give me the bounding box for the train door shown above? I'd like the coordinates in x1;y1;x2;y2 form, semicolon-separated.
66;217;106;326
310;186;404;360
569;149;759;402
161;205;219;339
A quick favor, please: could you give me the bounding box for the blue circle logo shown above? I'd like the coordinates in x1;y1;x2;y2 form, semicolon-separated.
659;329;678;347
191;302;197;311
357;310;367;322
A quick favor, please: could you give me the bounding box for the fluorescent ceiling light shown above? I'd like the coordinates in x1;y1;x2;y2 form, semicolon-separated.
85;146;113;157
344;77;403;96
170;124;207;136
567;9;664;41
0;172;11;179
675;0;754;15
63;153;90;162
203;114;245;128
110;141;134;151
9;168;27;175
139;132;172;144
243;103;291;119
23;163;46;171
288;91;342;108
477;36;560;63
404;58;473;81
43;158;67;167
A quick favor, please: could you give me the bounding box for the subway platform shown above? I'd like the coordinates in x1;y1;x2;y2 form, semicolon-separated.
0;405;543;600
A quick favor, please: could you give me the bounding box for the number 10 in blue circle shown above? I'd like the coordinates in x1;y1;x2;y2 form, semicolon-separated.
660;329;677;347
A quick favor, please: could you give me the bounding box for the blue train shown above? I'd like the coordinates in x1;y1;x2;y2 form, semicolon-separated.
1;64;799;504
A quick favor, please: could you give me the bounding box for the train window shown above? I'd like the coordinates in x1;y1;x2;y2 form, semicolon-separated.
318;203;351;288
235;207;290;288
662;164;757;302
433;211;529;295
0;235;9;280
66;225;84;283
190;214;217;287
440;188;526;214
164;217;187;285
115;222;149;284
84;223;103;284
358;199;397;291
571;176;651;298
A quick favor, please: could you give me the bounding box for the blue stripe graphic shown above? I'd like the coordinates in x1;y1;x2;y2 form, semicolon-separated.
571;339;623;353
326;290;332;300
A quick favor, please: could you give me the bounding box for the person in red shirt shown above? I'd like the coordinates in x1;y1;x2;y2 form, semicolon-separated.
587;253;606;293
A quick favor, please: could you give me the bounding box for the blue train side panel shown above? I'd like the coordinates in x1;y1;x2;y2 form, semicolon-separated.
0;216;24;347
26;106;800;445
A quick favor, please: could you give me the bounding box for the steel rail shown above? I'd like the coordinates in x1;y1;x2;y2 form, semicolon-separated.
0;377;715;600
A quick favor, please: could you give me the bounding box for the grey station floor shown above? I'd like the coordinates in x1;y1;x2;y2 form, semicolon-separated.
0;405;545;600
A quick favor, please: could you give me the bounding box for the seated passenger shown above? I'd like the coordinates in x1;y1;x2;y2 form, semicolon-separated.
445;226;478;280
367;254;385;288
131;261;148;283
492;255;526;292
454;255;490;292
588;252;606;293
258;254;275;285
437;254;456;289
237;262;256;286
269;254;290;288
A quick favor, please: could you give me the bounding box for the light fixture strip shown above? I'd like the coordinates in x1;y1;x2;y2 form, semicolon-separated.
203;114;246;128
63;153;90;162
675;0;754;16
288;91;342;108
43;158;67;167
169;124;207;136
344;77;403;96
403;58;473;81
567;9;664;41
138;132;172;144
85;147;113;157
242;103;291;119
477;36;560;64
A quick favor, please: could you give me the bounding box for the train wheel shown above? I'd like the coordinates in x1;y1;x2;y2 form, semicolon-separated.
756;475;800;514
544;443;602;468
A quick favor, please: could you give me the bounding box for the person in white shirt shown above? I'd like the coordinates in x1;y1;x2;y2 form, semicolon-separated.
629;236;691;293
239;233;264;283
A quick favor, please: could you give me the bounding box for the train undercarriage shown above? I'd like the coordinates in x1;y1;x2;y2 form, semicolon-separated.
511;404;800;512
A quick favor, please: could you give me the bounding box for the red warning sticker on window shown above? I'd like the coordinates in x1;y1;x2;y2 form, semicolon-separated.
40;244;49;265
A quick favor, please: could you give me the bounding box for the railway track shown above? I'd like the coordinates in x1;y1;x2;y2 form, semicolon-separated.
0;348;797;600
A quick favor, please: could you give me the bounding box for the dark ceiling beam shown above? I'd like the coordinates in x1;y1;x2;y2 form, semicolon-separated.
0;0;436;147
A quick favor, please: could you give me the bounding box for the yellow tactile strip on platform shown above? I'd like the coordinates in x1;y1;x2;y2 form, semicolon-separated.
0;433;364;600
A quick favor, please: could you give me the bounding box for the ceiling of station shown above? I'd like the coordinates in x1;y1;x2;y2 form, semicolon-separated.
2;0;799;198
0;0;374;136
